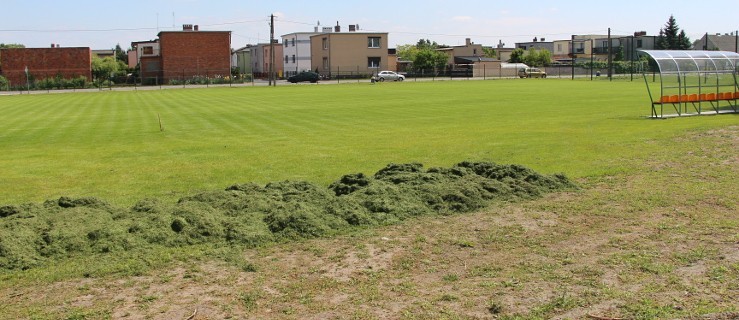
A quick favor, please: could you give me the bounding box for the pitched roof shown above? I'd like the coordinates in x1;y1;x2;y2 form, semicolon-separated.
692;34;738;51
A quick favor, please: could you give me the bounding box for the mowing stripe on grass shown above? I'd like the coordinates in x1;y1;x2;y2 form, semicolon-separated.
1;80;736;206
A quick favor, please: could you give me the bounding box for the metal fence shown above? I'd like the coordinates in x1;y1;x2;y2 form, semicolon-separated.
0;63;655;93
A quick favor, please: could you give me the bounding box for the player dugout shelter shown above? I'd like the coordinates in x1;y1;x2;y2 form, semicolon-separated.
638;50;738;118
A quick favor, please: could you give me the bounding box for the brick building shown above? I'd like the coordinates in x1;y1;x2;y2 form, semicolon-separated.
0;46;91;85
131;24;231;84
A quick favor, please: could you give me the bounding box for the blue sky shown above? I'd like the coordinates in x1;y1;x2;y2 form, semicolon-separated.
2;0;737;50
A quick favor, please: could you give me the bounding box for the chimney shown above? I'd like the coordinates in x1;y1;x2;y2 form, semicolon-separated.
466;38;471;46
57;44;60;48
323;26;333;33
335;21;340;32
194;25;199;31
183;24;193;31
51;43;55;48
349;24;356;32
540;37;545;42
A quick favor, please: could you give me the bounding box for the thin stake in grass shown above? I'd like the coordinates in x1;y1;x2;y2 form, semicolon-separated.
158;113;165;132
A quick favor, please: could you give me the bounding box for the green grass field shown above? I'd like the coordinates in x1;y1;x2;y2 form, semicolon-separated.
1;79;735;206
0;79;737;319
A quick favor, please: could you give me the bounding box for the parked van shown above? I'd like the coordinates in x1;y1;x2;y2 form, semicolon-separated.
518;67;547;78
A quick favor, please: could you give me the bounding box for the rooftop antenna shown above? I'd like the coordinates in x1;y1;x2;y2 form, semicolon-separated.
172;12;175;28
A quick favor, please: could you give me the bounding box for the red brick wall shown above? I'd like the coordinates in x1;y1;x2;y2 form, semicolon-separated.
0;47;91;85
158;31;231;82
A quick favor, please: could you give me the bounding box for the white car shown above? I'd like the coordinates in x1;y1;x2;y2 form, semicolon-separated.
372;71;405;82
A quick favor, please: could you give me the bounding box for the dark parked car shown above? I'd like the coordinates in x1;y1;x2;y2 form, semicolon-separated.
287;71;320;83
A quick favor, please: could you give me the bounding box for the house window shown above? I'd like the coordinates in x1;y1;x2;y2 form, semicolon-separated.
557;44;562;52
368;37;381;48
322;57;329;70
473;49;477;55
143;46;153;55
285;55;289;63
322;38;328;50
602;41;608;48
292;55;296;63
292;38;296;47
368;57;380;68
636;39;643;48
576;43;584;53
284;41;287;47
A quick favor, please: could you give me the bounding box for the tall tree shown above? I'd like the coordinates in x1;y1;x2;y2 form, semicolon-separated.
414;49;448;71
509;48;525;63
482;47;496;58
114;44;128;63
522;48;552;67
398;39;450;71
656;15;691;49
91;56;127;83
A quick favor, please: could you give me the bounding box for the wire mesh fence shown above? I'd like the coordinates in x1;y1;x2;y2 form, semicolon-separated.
0;62;658;93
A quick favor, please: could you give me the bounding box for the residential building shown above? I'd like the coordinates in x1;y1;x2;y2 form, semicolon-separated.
92;49;115;59
311;27;389;77
281;31;320;77
130;24;231;84
158;24;231;82
437;38;485;65
250;43;266;76
232;45;254;75
493;40;515;62
387;48;398;72
250;42;283;78
692;32;739;52
552;39;574;63
264;42;284;78
571;32;653;62
591;36;626;60
129;40;160;79
515;37;554;52
620;32;656;60
569;35;602;63
0;46;91;85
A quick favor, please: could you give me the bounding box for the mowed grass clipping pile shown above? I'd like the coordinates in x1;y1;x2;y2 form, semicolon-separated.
0;161;574;270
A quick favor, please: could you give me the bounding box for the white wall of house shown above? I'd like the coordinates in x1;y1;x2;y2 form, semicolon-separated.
281;32;319;76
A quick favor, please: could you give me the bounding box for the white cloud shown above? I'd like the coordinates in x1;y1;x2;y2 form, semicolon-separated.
452;16;473;22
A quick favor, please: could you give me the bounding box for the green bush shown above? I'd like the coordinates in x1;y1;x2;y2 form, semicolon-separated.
0;75;9;91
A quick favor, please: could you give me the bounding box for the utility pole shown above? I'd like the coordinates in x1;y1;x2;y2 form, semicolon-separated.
607;28;612;81
269;14;275;87
570;34;575;80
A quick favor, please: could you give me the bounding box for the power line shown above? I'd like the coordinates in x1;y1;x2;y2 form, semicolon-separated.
0;19;268;33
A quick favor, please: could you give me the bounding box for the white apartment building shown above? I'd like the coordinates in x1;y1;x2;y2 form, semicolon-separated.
281;32;322;77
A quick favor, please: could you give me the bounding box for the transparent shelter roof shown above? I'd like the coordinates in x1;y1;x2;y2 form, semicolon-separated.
638;50;739;74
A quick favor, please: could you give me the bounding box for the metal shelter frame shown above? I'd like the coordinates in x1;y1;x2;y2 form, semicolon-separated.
638;50;739;118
